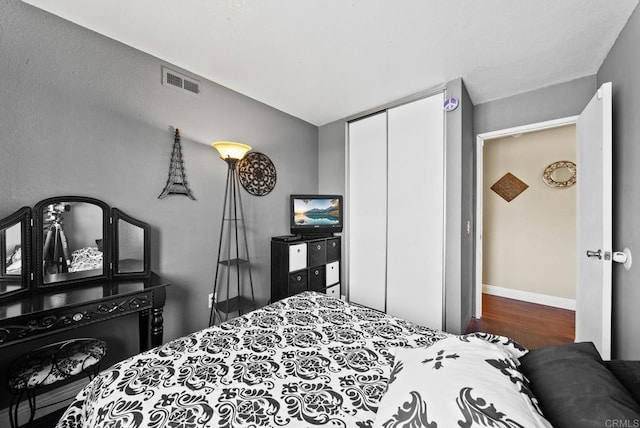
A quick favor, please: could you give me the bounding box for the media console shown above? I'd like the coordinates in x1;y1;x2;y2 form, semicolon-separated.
270;235;341;302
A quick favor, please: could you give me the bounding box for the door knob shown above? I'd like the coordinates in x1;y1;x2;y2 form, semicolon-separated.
586;249;602;259
586;248;633;270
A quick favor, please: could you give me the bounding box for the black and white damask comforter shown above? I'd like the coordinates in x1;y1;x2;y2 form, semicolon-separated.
56;292;549;428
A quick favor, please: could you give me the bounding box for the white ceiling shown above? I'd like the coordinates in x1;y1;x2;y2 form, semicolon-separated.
22;0;639;126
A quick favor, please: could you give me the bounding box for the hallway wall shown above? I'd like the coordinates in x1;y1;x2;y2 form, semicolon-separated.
483;125;576;303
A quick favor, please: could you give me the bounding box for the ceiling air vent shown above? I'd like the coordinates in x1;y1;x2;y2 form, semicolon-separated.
162;66;201;98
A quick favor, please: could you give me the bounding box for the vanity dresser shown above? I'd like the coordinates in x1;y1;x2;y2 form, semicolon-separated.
0;196;169;351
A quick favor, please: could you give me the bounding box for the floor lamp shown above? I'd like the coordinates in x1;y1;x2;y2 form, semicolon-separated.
208;142;256;326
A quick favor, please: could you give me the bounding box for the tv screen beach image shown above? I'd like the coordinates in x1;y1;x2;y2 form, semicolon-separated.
293;198;340;226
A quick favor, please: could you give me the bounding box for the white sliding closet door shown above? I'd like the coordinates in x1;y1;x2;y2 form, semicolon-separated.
386;93;445;329
348;112;387;312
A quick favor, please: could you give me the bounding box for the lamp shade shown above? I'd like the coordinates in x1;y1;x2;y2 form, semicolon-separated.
212;142;251;161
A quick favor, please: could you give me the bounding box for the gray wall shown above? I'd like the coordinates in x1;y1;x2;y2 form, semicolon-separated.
0;0;317;407
442;78;475;334
444;79;475;334
461;82;475;332
474;75;597;135
318;120;346;196
597;3;640;359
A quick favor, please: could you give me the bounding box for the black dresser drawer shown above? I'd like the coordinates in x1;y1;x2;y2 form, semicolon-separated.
326;237;341;262
308;266;326;291
0;292;153;345
288;270;308;295
308;240;327;267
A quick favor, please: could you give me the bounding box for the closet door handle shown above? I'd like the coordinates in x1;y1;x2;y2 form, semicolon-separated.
586;249;602;259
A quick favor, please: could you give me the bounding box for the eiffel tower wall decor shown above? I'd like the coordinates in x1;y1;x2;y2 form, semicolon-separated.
158;128;196;200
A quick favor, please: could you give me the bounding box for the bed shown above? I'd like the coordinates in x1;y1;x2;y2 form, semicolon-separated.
55;292;640;428
67;246;103;273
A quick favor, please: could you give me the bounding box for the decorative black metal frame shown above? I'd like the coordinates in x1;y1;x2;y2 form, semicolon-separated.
158;128;196;200
238;152;277;196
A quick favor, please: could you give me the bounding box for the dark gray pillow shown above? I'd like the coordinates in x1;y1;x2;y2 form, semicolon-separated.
519;342;640;428
605;360;640;405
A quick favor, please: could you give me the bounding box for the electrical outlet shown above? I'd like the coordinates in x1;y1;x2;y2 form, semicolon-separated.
208;293;213;309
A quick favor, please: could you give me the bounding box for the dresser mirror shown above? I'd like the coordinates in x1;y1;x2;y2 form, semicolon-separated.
0;207;31;299
4;224;22;276
36;198;109;286
35;197;109;287
113;208;150;277
0;196;151;299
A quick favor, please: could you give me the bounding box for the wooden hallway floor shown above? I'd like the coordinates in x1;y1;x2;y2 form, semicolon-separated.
465;293;575;350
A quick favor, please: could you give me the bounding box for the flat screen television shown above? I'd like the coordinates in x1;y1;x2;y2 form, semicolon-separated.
290;194;343;237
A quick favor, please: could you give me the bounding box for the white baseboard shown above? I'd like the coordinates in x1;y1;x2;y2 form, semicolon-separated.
483;284;576;311
0;378;86;427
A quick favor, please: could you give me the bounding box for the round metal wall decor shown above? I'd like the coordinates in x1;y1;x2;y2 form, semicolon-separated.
542;160;576;188
238;152;277;196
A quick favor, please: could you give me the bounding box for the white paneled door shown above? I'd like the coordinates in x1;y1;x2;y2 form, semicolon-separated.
348;93;445;330
386;94;445;330
576;82;613;360
348;111;387;313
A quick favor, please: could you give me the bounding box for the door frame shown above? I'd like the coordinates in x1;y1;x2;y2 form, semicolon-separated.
474;115;579;318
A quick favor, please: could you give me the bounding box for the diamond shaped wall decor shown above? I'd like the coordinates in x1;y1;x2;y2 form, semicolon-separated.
490;172;529;202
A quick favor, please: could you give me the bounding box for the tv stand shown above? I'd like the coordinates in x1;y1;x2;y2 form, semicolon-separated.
271;235;341;302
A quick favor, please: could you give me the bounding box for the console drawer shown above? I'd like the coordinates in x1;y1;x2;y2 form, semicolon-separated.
289;243;307;272
326;238;341;262
309;266;325;291
326;284;340;299
288;270;307;295
308;240;326;267
326;261;339;286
